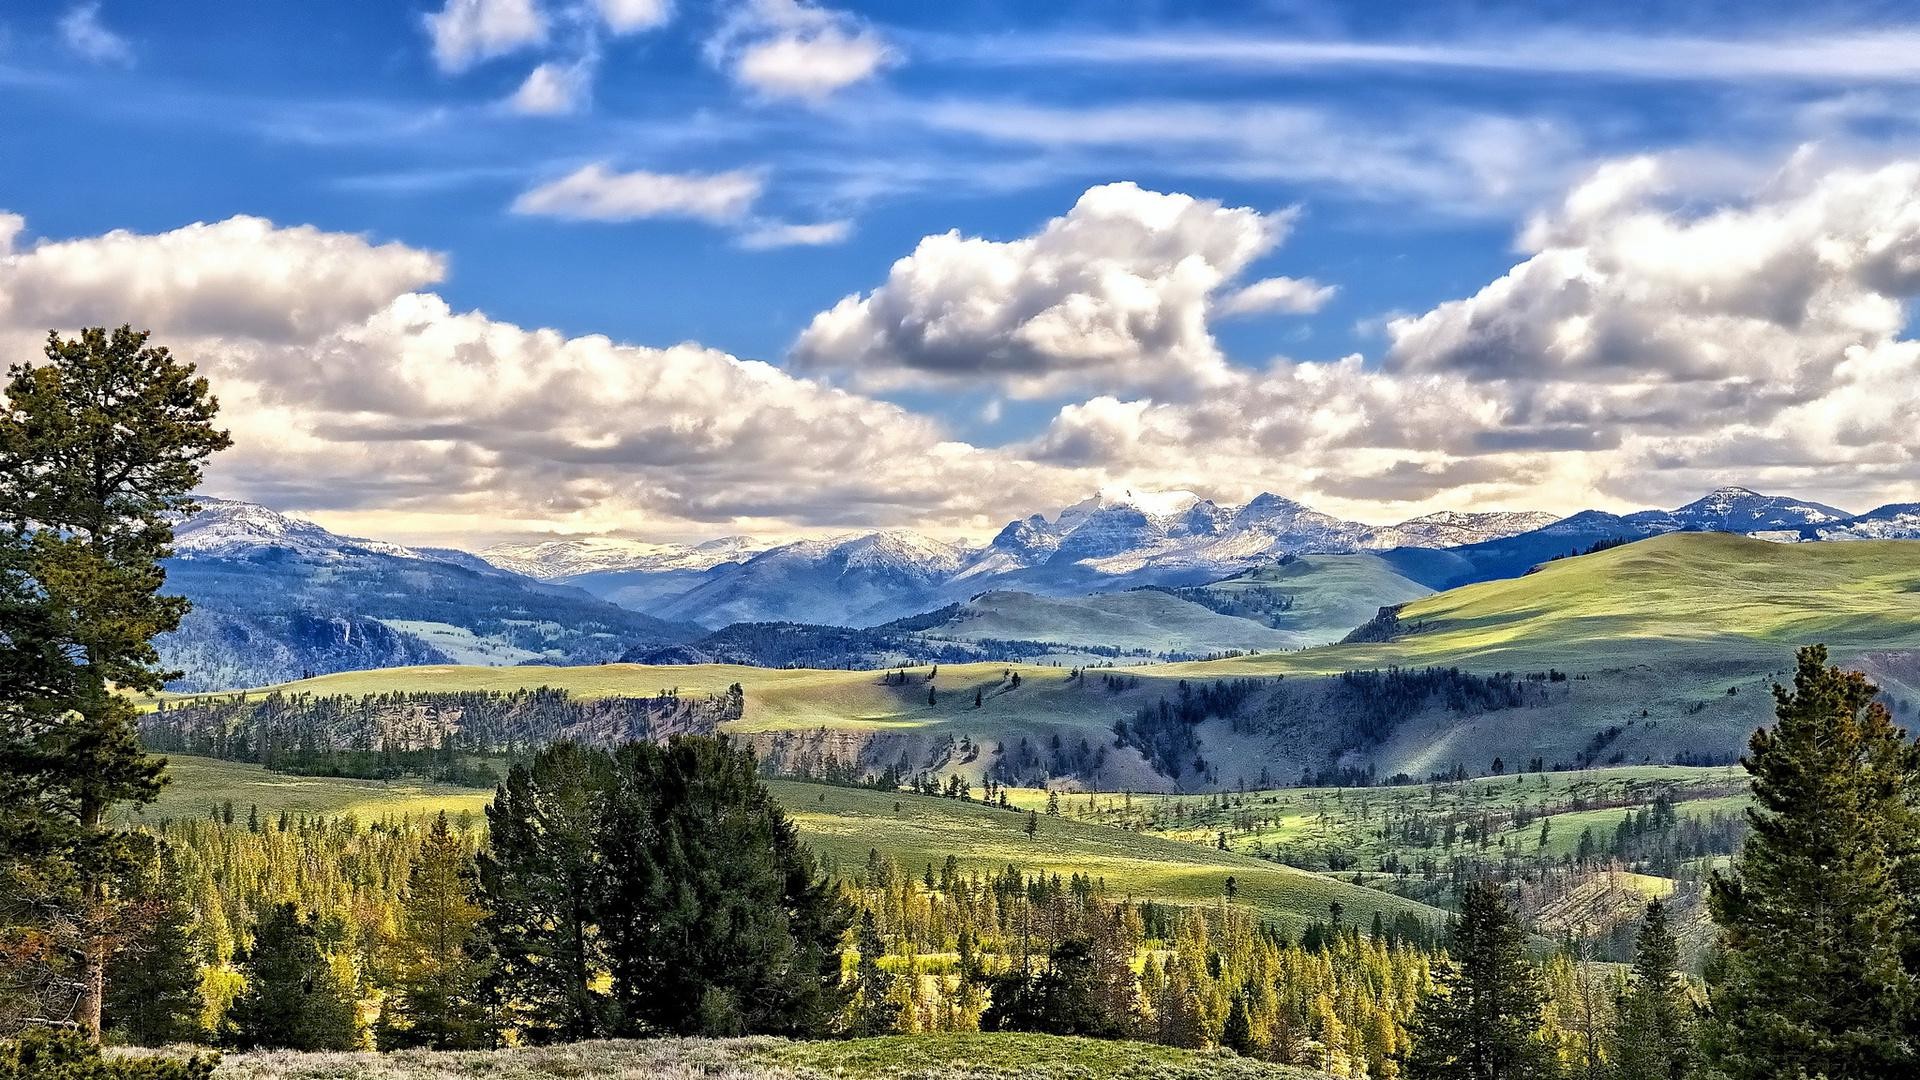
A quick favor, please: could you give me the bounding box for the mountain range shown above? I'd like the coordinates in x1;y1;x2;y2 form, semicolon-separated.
157;485;1918;690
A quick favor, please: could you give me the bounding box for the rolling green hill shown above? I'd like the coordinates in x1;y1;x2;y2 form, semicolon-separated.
139;755;1444;934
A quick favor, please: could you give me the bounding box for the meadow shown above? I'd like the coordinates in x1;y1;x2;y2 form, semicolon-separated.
194;1033;1334;1080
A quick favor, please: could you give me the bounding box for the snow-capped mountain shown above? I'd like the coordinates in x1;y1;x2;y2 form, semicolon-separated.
481;535;763;579
651;530;973;628
1668;487;1852;533
1800;503;1920;541
1359;510;1561;550
173;498;433;562
159;499;695;690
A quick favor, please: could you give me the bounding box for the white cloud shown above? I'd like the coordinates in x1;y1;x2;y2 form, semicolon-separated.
0;216;445;343
791;182;1291;398
592;0;672;34
507;59;593;115
0;211;1087;542
943;27;1920;84
511;164;763;223
736;219;852;249
1219;276;1336;316
59;3;132;65
0;214;24;257
708;0;895;101
423;0;548;74
910;99;1579;215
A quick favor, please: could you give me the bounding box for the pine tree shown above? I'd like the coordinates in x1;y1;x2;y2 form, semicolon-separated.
1609;899;1693;1080
223;902;361;1050
1402;881;1556;1080
1706;646;1919;1080
377;813;493;1049
847;909;902;1035
597;736;851;1037
0;327;229;1039
102;859;203;1047
1223;991;1258;1055
475;743;614;1043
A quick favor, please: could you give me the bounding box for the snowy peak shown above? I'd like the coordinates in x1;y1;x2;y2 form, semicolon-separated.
1803;503;1920;541
482;535;762;579
173;498;430;563
1363;510;1562;549
1669;488;1852;532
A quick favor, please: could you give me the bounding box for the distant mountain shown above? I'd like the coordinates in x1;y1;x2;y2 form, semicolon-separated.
1359;510;1561;550
1802;503;1920;541
1667;487;1851;532
481;534;763;579
649;530;974;628
159;500;697;690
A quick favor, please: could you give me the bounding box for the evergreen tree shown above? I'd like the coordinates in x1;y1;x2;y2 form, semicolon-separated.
223;903;360;1050
0;327;229;1039
1223;991;1258;1055
1706;646;1919;1080
1609;900;1693;1080
847;908;902;1035
475;742;614;1043
102;859;203;1047
1403;881;1556;1080
377;812;493;1050
0;1028;213;1079
598;736;851;1036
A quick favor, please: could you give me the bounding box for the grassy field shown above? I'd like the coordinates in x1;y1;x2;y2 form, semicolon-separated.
769;780;1442;931
1050;765;1748;870
133;755;495;823
143;755;1445;932
197;1033;1332;1080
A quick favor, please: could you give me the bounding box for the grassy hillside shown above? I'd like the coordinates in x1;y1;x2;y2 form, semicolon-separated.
769;780;1441;931
934;589;1310;653
1170;533;1920;676
141;755;1444;933
200;1033;1333;1080
928;553;1432;654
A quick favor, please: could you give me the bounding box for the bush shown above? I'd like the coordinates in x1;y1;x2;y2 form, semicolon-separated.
0;1029;214;1080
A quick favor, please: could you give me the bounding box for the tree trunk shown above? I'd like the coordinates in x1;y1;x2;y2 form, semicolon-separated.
76;799;105;1042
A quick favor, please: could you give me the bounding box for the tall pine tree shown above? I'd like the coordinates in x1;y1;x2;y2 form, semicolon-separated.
0;327;229;1039
474;743;614;1044
223;903;360;1051
1403;881;1556;1080
1609;899;1693;1080
1706;645;1920;1079
101;856;202;1047
377;813;493;1050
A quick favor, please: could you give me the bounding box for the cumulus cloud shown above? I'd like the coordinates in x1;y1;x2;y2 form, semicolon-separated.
1387;157;1920;389
511;164;763;223
791;182;1294;398
707;0;895;101
423;0;548;74
59;3;132;65
0;211;1089;542
1219;275;1337;316
0;216;445;342
507;59;593;115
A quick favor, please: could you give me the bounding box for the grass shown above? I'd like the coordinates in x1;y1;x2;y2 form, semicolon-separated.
132;755;494;824
1055;765;1748;870
199;1034;1333;1080
769;781;1443;932
1164;533;1920;677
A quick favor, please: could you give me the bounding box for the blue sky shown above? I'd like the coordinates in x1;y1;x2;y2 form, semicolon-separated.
4;1;1920;544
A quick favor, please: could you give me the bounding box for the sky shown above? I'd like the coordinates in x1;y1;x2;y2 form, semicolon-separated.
4;0;1920;546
